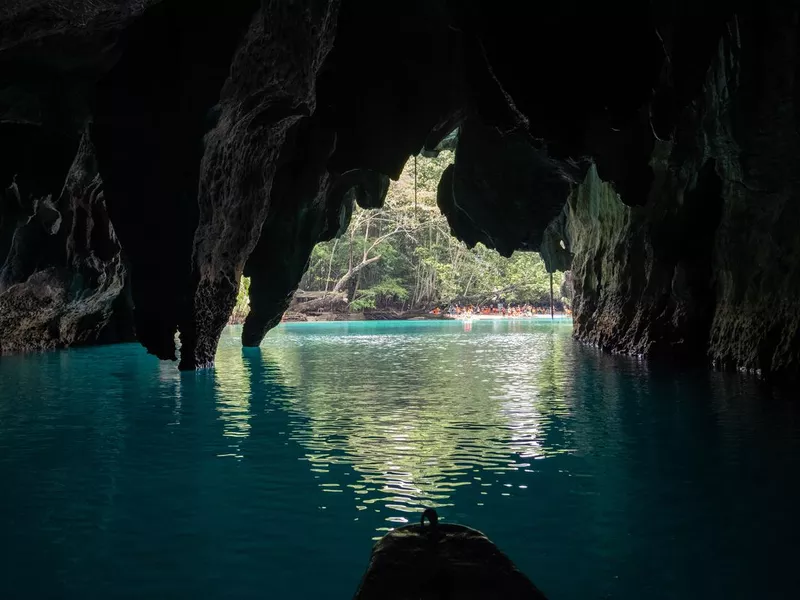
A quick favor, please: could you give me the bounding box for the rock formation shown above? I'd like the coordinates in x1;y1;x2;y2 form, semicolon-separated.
567;16;800;378
0;129;132;353
1;1;799;377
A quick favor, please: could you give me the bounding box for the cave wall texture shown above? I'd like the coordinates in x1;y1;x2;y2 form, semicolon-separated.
567;15;800;378
1;1;799;377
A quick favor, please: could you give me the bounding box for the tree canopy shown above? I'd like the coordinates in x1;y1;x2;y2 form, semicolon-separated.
233;151;569;320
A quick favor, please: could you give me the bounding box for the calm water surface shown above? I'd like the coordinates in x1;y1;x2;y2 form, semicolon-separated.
1;319;798;599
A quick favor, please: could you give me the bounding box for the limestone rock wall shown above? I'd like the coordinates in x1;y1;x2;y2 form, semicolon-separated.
0;130;132;353
184;1;340;369
569;16;800;377
0;0;152;355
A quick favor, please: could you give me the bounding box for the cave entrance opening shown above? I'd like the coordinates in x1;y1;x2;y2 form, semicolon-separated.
230;152;571;325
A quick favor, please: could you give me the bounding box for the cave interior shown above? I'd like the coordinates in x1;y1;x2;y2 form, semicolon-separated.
1;1;799;378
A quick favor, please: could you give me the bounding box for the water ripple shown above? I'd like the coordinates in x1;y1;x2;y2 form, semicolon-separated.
217;320;577;529
2;320;800;599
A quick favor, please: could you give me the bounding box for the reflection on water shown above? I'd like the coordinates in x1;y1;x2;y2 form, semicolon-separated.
1;319;799;600
214;354;252;457
215;321;574;528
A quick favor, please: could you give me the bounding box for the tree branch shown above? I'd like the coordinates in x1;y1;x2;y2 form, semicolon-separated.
331;254;382;293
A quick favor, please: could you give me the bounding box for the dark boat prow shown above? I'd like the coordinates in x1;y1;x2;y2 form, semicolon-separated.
354;509;549;600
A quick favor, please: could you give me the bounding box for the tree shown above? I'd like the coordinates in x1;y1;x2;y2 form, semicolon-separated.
295;150;570;314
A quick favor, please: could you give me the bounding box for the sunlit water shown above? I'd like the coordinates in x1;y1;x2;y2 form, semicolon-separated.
1;319;799;599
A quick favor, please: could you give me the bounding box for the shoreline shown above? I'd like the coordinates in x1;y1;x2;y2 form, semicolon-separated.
228;313;573;326
435;313;572;321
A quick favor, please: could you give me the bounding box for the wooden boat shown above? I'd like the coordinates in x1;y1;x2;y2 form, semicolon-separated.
354;509;548;599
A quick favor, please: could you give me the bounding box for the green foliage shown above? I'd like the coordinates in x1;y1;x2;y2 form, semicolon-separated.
230;276;251;323
298;150;570;312
350;278;410;311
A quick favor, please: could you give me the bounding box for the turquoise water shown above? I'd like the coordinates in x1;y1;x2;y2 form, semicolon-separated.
1;319;798;599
